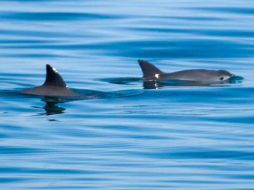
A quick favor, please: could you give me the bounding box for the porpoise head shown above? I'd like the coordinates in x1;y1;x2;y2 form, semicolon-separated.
21;64;79;97
216;70;234;81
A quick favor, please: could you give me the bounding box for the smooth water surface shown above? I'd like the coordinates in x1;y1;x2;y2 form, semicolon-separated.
0;0;254;189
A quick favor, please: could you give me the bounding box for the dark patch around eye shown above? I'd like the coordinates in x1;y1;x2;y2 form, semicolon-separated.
220;77;224;80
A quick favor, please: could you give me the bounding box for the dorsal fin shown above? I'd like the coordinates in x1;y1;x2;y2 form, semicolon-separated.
43;64;67;87
138;60;164;79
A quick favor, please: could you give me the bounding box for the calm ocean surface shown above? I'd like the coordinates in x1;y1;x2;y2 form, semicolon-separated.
1;0;254;189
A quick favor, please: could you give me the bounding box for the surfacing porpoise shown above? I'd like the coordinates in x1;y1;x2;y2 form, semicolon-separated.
138;60;236;84
21;64;79;97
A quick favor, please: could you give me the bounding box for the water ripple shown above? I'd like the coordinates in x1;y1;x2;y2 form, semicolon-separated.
0;0;254;189
0;11;120;21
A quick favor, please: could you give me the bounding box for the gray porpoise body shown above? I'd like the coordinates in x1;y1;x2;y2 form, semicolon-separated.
138;60;234;83
21;64;79;97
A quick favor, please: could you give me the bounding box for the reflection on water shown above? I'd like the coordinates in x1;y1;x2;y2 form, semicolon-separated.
44;102;65;115
31;97;67;116
42;99;65;116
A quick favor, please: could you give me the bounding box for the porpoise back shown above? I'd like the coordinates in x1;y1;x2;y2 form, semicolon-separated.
21;64;79;97
138;60;234;83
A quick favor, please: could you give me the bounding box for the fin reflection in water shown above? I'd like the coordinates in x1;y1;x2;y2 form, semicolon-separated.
43;102;65;116
40;97;66;116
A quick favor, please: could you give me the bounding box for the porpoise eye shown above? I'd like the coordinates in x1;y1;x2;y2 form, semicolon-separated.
220;76;224;80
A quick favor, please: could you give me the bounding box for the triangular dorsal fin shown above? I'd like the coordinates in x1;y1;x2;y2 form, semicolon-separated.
43;64;67;87
138;60;164;79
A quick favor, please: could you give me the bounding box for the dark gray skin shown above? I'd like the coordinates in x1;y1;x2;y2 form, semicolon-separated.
138;60;235;83
21;64;79;97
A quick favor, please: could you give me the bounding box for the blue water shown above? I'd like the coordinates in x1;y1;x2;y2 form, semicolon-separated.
1;0;254;189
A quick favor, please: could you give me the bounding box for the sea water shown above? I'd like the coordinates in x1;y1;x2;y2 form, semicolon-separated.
0;0;254;189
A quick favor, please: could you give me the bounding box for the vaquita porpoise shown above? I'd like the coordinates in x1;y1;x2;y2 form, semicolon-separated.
138;60;236;83
21;64;79;97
